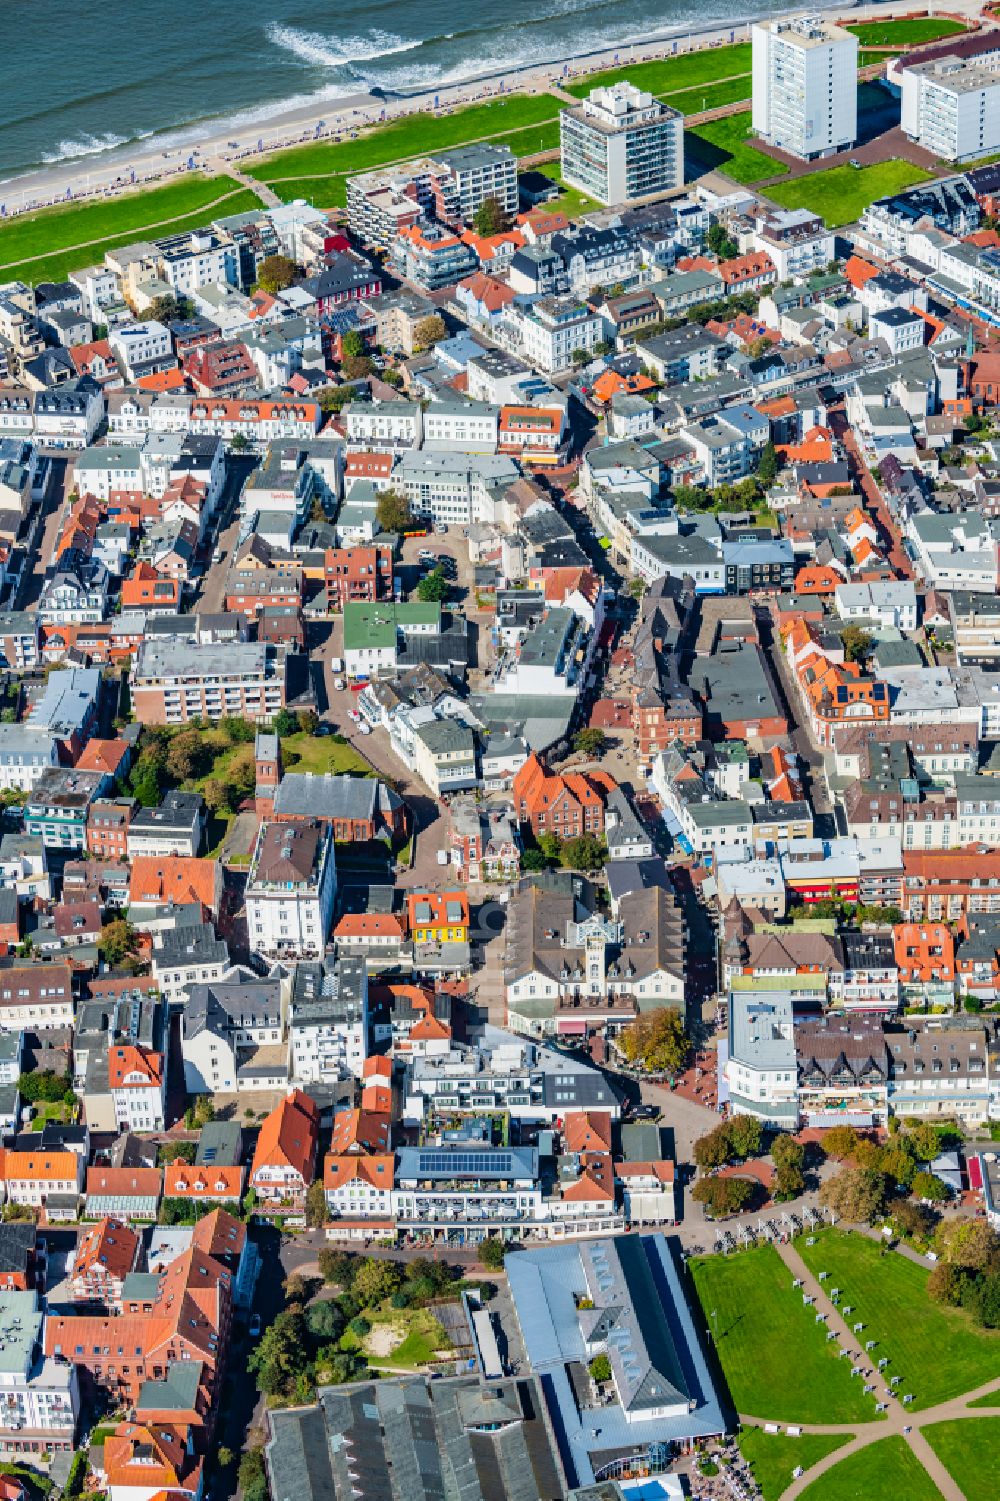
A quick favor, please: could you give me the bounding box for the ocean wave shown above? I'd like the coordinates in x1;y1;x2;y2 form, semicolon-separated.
40;131;134;164
266;23;421;70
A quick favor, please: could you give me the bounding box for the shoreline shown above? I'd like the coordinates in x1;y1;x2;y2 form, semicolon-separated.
0;0;985;223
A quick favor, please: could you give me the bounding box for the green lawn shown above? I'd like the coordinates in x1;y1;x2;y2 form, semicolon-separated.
923;1417;1000;1501
662;75;754;116
503;121;562;160
690;1246;878;1425
739;1428;853;1501
797;1230;1000;1410
859;49;905;67
687;113;787;185
564;43;752;100
249;93;561;206
535;163;601;218
798;1436;943;1501
352;1306;451;1370
846;18;966;45
967;1392;1000;1408
764;159;933;228
0;175;260;283
279;731;373;777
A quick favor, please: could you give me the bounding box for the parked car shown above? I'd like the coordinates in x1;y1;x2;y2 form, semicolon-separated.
357;721;371;735
248;1313;262;1337
348;709;361;723
333;676;345;691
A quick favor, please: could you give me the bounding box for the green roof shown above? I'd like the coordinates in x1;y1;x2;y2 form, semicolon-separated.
342;600;440;652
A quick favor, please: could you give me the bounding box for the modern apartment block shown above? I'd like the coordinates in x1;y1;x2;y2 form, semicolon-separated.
901;56;1000;163
347;144;517;246
130;638;286;724
752;15;858;160
560;81;683;205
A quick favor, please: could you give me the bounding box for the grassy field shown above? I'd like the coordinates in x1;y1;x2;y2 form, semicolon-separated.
0;174;259;283
923;1417;1000;1501
502;121;562;160
662;75;754;116
764;159;933;228
248;93;562;207
798;1436;944;1501
348;1306;451;1370
967;1392;1000;1408
279;730;373;777
687;113;787;184
846;18;966;45
859;48;905;66
690;1247;878;1425
739;1428;853;1501
797;1230;1000;1410
563;43;752;100
535;163;601;218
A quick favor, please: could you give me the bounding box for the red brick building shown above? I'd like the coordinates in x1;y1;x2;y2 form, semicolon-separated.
512;753;617;839
324;545;393;610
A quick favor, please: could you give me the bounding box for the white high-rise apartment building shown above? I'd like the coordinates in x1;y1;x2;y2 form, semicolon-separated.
752;15;858;161
560;81;683;205
901;57;1000;163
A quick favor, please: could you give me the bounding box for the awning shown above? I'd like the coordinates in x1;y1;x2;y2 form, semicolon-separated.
969;1156;983;1191
557;1019;588;1036
806;1112;874;1128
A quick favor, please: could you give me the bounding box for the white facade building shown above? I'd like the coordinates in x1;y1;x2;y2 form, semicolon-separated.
901;56;1000;164
752;14;858;160
560;81;684;204
109;321;172;379
246;820;337;962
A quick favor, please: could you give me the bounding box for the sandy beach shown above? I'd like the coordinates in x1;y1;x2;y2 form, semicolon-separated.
0;0;986;219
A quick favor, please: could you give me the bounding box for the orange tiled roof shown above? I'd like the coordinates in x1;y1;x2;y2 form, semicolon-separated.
251;1089;319;1183
0;1148;78;1183
562;1110;613;1154
129;856;218;914
108;1044;163;1090
164;1163;243;1199
76;737;130;776
324;1153;395;1192
330;1108;390;1154
73;1217;139;1282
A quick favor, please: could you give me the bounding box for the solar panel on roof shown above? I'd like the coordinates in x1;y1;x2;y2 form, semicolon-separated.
417;1151;514;1176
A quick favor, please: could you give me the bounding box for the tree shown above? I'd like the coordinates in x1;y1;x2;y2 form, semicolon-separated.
341;330;365;361
973;1272;1000;1329
217;1447;235;1471
227;746;258;802
934;1218;1000;1272
889;1198;935;1242
694;1125;732;1171
272;708;298;737
230;432;250;453
248;1307;312;1398
414;314;447;351
840;624;874;664
348;1315;372;1338
238;1448;268;1501
305;1180;328;1228
928;1259;972;1307
202;777;235;815
571;347;590;367
821;1125;859;1160
617;1007;689;1076
129;762;161;808
297;709;319;735
589;1353;612;1382
559;834;606;871
165;729;209;783
912;1170;949;1203
306;1297;345;1343
726;1114;763;1161
771;1132;805;1200
319;384;359;415
222;716;256;744
318;1248;356;1287
537;831;562;862
707;222;738;260
573;728;607;758
522;849;548;872
342;353;373;381
628;576;646;600
19;1069;69;1104
375;488;415;534
474;196;510;236
146;293;190;325
479;1236;506;1270
351;1256;403;1308
256;253;297;294
906;1122;943;1163
692;1175;753;1218
157;1140;196;1165
416;567;449;602
98;918;137;967
819;1167;889;1224
757;440;778;489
